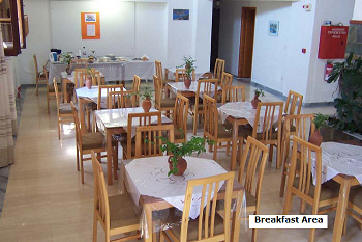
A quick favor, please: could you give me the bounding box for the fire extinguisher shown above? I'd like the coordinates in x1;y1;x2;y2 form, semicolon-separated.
325;62;333;81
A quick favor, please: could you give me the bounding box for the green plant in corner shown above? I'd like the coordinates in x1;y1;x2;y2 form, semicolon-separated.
313;113;329;130
158;136;211;176
327;53;362;133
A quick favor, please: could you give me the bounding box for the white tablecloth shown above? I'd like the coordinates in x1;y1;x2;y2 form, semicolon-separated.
125;156;227;219
49;59;154;83
311;142;362;185
218;102;278;133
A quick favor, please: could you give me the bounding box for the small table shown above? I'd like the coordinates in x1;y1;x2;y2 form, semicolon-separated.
95;108;173;185
124;156;244;242
218;102;278;170
315;128;362;242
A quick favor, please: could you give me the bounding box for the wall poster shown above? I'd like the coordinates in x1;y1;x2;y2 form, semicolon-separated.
81;12;100;39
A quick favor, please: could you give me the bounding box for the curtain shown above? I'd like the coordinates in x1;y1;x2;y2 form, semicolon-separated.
0;26;17;167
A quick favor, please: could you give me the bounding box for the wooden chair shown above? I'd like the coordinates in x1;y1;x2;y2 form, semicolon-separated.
33;54;48;96
161;171;235;242
73;69;88;88
203;94;240;161
347;187;362;230
217;72;233;103
122;111;162;159
279;114;315;197
173;94;189;143
175;69;187;82
91;152;140;242
134;124;175;158
190;79;218;135
222;85;246;104
240;102;283;168
283;136;339;242
153;75;176;116
43;65;56;113
284;90;303;115
238;136;269;242
130;75;141;107
53;78;73;140
71;102;118;184
201;58;225;84
108;86;137;109
97;84;124;110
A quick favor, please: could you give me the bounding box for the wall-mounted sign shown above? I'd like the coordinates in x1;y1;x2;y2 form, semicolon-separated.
173;9;189;21
81;12;100;39
269;20;279;36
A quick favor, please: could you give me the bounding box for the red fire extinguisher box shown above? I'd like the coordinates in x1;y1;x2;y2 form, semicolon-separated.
318;26;349;59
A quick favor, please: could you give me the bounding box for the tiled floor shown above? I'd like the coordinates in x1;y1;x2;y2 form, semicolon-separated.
0;82;360;242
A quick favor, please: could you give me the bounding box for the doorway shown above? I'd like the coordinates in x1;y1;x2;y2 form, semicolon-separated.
238;7;256;78
210;0;221;71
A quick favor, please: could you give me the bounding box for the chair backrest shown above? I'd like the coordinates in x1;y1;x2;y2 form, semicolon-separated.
284;90;303;115
155;60;163;81
131;75;141;106
108;89;127;109
203;94;218;139
238;136;269;209
173;94;189;142
252;102;283;142
125;111;162;159
175;69;187;82
288;136;322;201
73;69;87;88
97;84;124;110
53;78;61;112
180;171;235;242
135;124;175;158
153;74;162;109
282;114;315;168
91;152;111;234
214;58;225;83
33;54;39;77
70;101;82;146
222;85;246;104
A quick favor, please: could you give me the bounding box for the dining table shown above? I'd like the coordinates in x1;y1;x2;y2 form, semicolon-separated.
49;58;155;83
316;127;362;242
122;156;244;242
95;107;173;185
217;102;279;170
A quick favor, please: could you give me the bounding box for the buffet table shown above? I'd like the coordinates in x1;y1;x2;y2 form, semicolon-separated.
49;59;154;82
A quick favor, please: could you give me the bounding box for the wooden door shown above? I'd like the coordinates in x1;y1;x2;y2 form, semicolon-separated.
238;7;256;78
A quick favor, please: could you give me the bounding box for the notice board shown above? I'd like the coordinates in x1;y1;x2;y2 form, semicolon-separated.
81;12;100;39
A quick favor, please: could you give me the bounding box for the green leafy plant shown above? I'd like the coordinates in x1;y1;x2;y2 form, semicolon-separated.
62;53;72;65
140;87;153;100
254;88;265;97
159;136;210;176
327;53;362;133
313;113;329;130
177;56;196;80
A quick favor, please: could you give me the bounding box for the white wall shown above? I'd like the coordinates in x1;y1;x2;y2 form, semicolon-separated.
306;0;355;103
353;0;362;20
13;0;52;85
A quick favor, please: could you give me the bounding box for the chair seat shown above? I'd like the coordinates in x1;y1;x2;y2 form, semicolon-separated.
293;179;340;201
82;132;105;150
238;125;278;140
59;103;72;114
165;210;225;241
160;98;176;108
109;194;140;229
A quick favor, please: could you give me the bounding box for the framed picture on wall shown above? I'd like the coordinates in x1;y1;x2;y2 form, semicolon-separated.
173;9;189;21
269;20;279;36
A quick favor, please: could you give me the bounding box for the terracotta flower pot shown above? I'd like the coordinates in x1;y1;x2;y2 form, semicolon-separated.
309;129;323;146
251;95;261;109
142;98;152;112
86;79;92;89
184;78;191;89
168;156;187;176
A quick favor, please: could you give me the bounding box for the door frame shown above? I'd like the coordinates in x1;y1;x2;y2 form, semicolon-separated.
238;7;256;78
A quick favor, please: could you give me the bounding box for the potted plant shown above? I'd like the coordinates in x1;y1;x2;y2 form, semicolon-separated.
309;113;329;146
327;53;362;134
177;56;196;88
251;88;265;109
159;136;209;177
62;53;73;75
141;87;153;112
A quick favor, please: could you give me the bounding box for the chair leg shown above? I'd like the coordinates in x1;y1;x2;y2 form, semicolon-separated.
226;141;230;156
93;214;98;242
269;144;274;162
35;78;39;96
279;164;287;197
81;154;85;184
213;143;217;161
47;91;50;114
252;228;258;242
192;113;198;135
113;144;118;180
76;146;80;171
57;120;61;140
